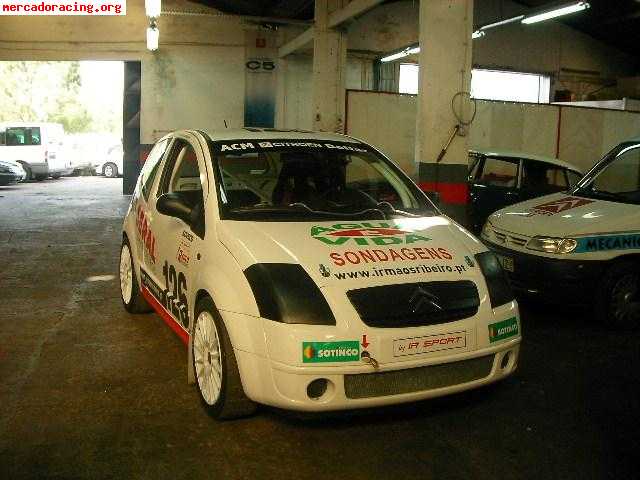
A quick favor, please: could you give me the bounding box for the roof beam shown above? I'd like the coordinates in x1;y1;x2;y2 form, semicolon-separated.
328;0;385;28
278;27;314;57
278;0;385;57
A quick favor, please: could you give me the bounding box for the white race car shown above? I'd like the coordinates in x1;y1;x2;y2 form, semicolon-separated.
119;129;521;419
482;139;640;327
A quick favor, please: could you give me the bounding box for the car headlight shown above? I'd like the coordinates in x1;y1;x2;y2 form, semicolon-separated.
475;251;514;308
526;237;577;254
244;263;336;325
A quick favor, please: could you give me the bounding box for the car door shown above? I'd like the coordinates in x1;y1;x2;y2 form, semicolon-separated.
520;160;571;201
146;134;209;336
469;155;520;232
132;136;171;270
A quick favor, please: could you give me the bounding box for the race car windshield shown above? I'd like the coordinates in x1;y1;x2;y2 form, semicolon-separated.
572;142;640;205
213;140;437;221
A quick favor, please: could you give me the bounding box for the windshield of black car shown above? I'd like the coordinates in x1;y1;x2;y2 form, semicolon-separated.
213;141;436;220
573;142;640;205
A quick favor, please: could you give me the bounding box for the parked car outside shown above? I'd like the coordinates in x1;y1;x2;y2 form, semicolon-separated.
468;149;582;233
119;129;521;419
0;122;72;180
95;143;123;178
0;159;27;185
481;139;640;327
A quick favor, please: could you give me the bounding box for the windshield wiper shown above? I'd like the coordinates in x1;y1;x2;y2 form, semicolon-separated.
574;188;622;201
289;202;388;219
373;201;420;218
227;204;384;219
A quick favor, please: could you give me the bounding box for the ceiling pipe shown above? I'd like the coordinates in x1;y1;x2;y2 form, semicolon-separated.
161;9;313;25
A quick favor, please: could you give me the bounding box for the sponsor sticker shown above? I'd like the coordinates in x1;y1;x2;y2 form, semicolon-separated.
394;332;466;357
488;317;519;343
530;196;594;216
214;140;369;154
136;205;157;263
302;341;360;363
575;233;640;253
311;222;431;246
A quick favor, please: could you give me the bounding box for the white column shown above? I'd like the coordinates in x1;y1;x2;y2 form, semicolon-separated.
415;0;474;222
312;0;347;132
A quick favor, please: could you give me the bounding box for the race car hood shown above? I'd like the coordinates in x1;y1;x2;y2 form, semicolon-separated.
489;192;640;237
217;216;486;288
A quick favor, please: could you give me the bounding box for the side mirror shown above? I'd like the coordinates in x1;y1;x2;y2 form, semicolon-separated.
157;193;194;225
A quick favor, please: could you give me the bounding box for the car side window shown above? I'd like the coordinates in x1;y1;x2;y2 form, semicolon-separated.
140;138;169;201
468;153;483;181
159;140;205;210
593;146;640;194
567;171;581;187
477;157;518;188
522;162;568;190
159;140;202;194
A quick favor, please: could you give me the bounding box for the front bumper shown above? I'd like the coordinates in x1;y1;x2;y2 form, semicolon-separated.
484;240;604;302
235;339;520;411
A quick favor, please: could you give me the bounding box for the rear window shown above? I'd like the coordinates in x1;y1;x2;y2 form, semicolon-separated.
6;127;41;146
477;157;519;188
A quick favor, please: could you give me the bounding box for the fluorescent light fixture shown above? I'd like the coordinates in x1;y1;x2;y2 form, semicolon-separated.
147;25;159;51
380;51;408;63
479;15;524;31
381;25;491;62
522;1;589;24
145;0;161;18
380;45;419;63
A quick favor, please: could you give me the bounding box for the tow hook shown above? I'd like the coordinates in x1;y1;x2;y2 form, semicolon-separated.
361;351;379;370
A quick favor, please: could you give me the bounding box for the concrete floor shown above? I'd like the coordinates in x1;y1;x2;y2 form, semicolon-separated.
0;177;637;479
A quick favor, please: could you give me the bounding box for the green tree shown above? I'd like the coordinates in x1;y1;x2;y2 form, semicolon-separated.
0;61;94;133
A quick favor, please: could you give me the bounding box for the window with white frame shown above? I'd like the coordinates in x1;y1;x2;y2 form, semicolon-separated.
471;69;550;103
397;65;551;103
399;64;419;95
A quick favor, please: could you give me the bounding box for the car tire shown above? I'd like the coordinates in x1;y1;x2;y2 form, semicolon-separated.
596;261;640;329
51;174;61;179
103;162;118;178
119;238;152;314
193;297;257;420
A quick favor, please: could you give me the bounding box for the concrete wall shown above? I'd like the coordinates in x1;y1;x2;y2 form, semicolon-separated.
141;45;245;143
346;90;418;177
275;53;373;130
345;90;640;174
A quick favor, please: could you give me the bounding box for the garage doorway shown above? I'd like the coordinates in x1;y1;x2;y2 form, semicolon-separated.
0;60;140;194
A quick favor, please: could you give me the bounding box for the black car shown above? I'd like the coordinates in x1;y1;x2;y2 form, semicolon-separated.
0;160;27;186
468;149;582;233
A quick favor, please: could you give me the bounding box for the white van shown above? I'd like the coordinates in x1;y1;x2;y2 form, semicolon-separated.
0;122;73;180
482;139;640;327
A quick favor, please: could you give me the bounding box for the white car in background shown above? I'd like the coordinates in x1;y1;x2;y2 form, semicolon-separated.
0;122;72;180
482;139;640;328
119;129;521;419
95;144;123;178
